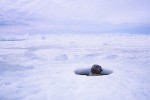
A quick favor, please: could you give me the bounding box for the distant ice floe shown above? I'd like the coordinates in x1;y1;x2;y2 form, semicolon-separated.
0;38;25;41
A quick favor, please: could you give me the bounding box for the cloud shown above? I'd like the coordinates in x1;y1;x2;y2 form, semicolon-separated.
0;0;39;26
29;0;150;25
0;0;150;33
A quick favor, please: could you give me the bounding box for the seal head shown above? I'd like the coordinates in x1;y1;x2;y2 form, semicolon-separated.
91;64;103;75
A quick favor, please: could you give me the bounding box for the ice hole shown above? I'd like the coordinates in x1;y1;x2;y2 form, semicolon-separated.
74;68;113;76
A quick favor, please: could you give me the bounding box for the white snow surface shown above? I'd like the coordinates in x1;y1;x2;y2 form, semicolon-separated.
0;33;150;100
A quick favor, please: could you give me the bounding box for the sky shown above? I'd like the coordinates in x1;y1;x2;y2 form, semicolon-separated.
0;0;150;34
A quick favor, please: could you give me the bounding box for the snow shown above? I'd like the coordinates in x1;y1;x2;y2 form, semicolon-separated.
0;33;150;100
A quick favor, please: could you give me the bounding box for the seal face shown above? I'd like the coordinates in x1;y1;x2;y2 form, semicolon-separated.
91;64;103;75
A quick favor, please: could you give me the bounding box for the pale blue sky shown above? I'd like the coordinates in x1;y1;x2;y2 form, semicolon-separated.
0;0;150;34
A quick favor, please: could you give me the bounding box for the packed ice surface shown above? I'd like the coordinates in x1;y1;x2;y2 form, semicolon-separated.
0;33;150;100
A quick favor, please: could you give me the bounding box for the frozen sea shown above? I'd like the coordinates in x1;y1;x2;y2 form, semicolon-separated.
0;33;150;100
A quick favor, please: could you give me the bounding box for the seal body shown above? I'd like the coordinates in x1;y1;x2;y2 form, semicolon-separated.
90;64;103;76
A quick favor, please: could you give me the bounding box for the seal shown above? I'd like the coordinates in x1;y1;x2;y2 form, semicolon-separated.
89;64;103;76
